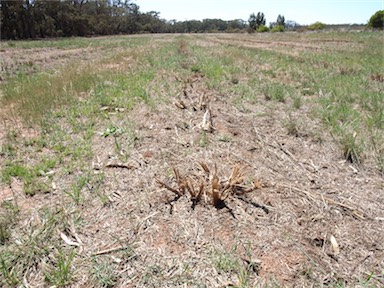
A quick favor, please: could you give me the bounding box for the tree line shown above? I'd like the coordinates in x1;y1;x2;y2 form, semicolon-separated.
2;0;377;40
0;0;248;40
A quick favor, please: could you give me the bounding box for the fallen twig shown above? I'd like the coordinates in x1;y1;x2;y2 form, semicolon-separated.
105;163;136;169
92;246;130;256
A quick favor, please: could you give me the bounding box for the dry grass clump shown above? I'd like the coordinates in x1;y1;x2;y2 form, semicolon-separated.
177;39;189;56
156;163;262;209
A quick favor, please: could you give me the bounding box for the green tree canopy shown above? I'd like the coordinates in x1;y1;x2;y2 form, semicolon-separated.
368;10;384;29
276;14;285;27
248;12;266;31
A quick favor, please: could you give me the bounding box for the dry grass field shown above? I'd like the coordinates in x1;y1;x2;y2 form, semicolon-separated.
0;32;383;287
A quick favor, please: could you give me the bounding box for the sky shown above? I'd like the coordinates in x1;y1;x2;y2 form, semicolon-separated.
133;0;383;25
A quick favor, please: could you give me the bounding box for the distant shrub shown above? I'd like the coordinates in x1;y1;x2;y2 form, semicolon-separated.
271;25;285;32
307;22;326;31
247;26;255;33
368;10;384;30
257;25;269;33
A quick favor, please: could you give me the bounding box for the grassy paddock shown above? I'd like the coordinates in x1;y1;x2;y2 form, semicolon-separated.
0;32;383;287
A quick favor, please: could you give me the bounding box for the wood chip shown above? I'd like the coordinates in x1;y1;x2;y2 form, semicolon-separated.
330;235;340;255
60;232;80;247
201;109;213;132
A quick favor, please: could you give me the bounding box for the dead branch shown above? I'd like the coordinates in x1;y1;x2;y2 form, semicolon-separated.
156;179;184;196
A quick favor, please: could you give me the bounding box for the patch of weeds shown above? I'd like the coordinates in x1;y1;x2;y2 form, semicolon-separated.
118;125;138;161
6;130;18;142
233;101;253;113
2;62;98;122
301;86;316;96
339;132;362;164
321;101;360;127
5;130;19;144
24;181;51;196
284;116;302;137
237;266;251;288
199;130;208;147
212;248;240;274
301;266;315;281
96;69;155;110
231;81;259;104
63;139;93;164
369;133;384;173
292;94;302;109
177;39;189;56
121;71;155;104
217;134;233;142
0;218;12;245
231;77;240;84
65;174;90;205
0;207;67;286
93;82;117;109
1;158;56;196
92;258;118;287
263;83;288;103
212;247;256;287
309;129;325;144
33;158;57;176
1;200;20;215
357;272;383;287
23;137;47;151
262;69;277;78
1;163;33;186
89;172;109;205
191;65;201;73
102;125;121;138
146;53;156;67
138;265;164;285
0;143;16;157
66;111;96;137
101;125;124;155
45;249;75;286
0;255;19;286
190;48;228;87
